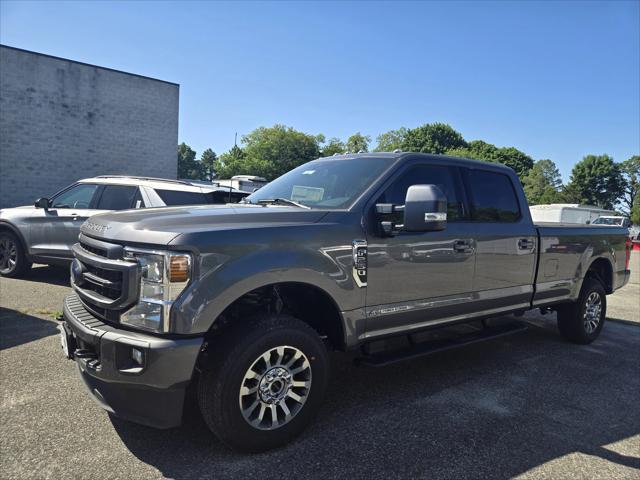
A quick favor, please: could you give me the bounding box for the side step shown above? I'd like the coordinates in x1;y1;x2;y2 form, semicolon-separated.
355;321;528;367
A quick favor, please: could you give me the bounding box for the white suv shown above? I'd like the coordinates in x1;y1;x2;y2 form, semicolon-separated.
0;176;248;277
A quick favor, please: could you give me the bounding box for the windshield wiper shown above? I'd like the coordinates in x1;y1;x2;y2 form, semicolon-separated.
256;198;311;209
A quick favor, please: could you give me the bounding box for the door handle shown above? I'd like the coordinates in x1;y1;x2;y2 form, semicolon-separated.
518;238;534;250
453;240;474;254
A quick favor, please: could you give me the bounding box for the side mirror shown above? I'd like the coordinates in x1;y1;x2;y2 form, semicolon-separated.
403;184;447;232
35;197;50;209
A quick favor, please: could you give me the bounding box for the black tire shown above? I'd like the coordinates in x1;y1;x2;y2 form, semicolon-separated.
197;314;329;452
557;277;606;344
0;231;31;278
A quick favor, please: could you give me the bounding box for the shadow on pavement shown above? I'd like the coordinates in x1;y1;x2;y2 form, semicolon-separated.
20;265;71;287
110;320;640;479
0;307;60;350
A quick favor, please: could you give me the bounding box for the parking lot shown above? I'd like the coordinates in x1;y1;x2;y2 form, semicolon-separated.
1;263;639;480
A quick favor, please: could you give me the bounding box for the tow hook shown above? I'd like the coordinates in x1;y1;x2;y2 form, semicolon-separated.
73;349;97;359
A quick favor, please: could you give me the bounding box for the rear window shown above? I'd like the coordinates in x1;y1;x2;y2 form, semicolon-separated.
466;170;521;222
96;185;138;210
155;189;208;206
205;191;248;204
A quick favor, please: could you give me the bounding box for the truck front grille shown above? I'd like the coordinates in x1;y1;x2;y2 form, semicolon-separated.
71;234;140;322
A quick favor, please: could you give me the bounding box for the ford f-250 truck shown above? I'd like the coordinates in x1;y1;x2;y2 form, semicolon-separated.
59;152;631;452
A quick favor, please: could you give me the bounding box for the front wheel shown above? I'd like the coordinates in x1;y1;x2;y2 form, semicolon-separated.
0;231;31;278
197;314;329;452
557;277;606;344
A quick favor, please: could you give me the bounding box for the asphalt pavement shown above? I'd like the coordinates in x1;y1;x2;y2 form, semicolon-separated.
0;264;639;479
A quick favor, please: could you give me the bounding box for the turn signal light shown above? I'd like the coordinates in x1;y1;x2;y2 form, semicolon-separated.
169;255;190;282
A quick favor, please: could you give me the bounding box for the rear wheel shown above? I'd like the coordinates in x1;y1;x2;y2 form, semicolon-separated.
557;277;606;344
0;231;31;278
197;314;329;452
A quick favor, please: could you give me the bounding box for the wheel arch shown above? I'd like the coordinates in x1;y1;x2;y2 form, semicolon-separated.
200;281;347;352
0;221;31;260
584;256;614;294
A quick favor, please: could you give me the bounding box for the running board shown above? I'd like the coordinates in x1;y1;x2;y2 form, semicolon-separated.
355;321;528;367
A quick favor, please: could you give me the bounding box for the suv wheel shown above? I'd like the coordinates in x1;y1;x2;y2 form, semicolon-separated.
198;314;329;452
0;231;31;278
557;277;606;344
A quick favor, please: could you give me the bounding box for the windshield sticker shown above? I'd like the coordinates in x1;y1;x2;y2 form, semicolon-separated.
302;170;316;175
291;185;324;203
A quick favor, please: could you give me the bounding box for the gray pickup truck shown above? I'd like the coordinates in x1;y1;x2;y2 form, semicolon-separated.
60;152;631;452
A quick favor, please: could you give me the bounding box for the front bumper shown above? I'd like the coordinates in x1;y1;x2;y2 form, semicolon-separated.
62;294;203;429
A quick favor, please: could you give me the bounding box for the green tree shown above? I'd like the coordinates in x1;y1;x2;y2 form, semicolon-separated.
213;145;246;179
200;148;218;180
401;123;466;155
346;132;371;153
177;142;204;179
215;125;321;180
447;140;534;178
619;155;640;216
631;195;640;225
320;137;346;157
564;154;624;210
374;127;407;152
522;159;563;204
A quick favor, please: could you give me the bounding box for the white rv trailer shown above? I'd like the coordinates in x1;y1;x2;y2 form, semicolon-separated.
529;204;614;224
214;175;268;193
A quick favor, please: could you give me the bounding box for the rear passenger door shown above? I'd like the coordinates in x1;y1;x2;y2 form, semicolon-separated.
463;168;537;312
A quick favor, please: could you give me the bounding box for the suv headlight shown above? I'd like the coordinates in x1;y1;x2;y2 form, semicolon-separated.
120;248;192;333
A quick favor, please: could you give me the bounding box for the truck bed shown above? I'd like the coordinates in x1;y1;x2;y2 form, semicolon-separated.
533;223;629;307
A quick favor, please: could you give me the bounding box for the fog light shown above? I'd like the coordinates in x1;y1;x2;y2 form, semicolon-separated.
132;347;144;366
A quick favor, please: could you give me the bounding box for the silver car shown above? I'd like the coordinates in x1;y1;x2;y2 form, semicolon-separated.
0;175;248;277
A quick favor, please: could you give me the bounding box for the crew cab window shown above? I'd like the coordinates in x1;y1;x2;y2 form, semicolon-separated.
156;189;208;206
466;170;521;222
96;185;138;210
51;184;99;209
379;165;466;221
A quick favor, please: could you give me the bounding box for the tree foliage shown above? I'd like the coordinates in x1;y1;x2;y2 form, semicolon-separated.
346;132;371;153
564;154;624;210
374;128;408;152
401;123;467;155
447;140;534;178
320;137;346;157
200;148;218;181
620;155;640;216
522;159;563;204
177;142;203;179
212;125;320;181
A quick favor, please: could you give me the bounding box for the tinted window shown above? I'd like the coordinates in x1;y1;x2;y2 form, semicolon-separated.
51;184;99;209
379;164;466;221
156;189;208;206
96;185;138;210
466;170;520;222
205;191;248;204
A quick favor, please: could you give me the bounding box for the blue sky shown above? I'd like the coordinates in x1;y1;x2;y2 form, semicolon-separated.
1;1;638;180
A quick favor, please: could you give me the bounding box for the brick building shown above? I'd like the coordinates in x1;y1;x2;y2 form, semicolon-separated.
0;45;179;208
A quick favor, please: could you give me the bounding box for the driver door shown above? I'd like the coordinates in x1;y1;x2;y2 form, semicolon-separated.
364;163;476;338
29;183;101;260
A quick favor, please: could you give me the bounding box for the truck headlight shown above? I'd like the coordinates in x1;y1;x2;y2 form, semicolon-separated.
120;249;192;333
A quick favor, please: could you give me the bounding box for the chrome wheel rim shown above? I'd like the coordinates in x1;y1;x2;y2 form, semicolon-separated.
0;237;17;273
239;345;312;430
584;292;602;334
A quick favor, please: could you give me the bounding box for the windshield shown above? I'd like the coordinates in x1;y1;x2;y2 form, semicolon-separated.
245;157;394;209
592;217;622;225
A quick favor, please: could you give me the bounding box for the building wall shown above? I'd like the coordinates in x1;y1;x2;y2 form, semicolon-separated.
0;45;179;208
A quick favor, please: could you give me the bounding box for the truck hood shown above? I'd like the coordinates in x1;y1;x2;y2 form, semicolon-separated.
80;204;329;245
